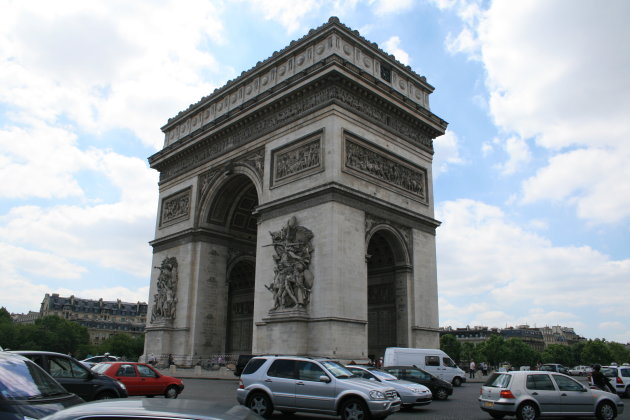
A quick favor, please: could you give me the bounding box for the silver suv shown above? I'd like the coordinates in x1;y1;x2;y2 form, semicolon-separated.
236;355;401;419
479;371;624;420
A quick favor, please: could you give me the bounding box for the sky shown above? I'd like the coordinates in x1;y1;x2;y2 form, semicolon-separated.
1;0;628;343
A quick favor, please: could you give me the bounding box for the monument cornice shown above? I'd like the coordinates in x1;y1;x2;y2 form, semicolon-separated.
160;17;439;136
150;73;446;183
149;227;256;252
255;181;441;235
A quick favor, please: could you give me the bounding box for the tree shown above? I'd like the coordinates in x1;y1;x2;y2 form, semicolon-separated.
607;342;630;365
0;307;11;324
541;344;572;366
477;334;506;367
581;339;613;365
440;334;462;363
504;338;539;368
97;333;145;361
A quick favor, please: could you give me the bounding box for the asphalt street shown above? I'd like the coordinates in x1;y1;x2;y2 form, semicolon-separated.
175;377;629;420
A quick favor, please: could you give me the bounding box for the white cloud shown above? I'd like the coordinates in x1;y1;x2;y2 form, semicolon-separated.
0;0;225;149
381;36;410;66
496;136;531;175
239;0;321;34
369;0;414;16
433;130;464;176
436;199;630;337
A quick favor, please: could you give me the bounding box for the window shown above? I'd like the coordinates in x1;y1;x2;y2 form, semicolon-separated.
526;374;555;391
620;368;630;378
49;357;74;378
243;358;266;375
407;369;431;381
553;374;584;392
267;359;296;379
443;357;456;368
116;364;137;377
137;365;158;378
297;361;326;382
425;356;440;367
484;373;511;388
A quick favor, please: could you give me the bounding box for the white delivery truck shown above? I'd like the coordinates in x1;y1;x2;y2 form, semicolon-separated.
383;347;467;386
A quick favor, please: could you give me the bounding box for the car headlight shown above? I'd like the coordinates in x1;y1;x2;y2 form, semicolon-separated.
115;380;127;391
369;390;386;400
409;387;424;394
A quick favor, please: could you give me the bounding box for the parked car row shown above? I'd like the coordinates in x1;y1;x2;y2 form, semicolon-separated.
0;350;195;420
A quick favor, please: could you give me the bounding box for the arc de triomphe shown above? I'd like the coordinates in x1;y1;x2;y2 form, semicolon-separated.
144;17;447;365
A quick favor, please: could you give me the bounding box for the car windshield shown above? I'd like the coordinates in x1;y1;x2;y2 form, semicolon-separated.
91;363;113;374
370;369;398;381
320;361;355;378
484;373;511;388
0;358;68;400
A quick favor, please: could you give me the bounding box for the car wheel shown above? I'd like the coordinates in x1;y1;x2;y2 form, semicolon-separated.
596;401;617;420
516;401;539;420
95;391;116;400
625;386;630;399
164;386;179;399
452;377;462;387
434;387;449;400
340;398;371;420
247;392;273;418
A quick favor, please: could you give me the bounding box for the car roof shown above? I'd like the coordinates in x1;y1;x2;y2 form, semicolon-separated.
41;398;261;420
10;350;69;357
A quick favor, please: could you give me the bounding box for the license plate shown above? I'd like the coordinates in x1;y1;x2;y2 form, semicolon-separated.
483;401;494;408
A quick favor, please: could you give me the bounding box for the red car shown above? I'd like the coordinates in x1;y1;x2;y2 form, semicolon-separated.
92;362;184;398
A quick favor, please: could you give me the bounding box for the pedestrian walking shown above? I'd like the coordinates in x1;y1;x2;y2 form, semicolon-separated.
469;360;476;378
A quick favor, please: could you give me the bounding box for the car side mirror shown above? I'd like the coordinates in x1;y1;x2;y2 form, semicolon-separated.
319;375;331;383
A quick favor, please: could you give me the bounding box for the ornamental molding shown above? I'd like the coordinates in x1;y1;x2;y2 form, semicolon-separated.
160;188;192;227
156;80;435;182
160;17;442;147
197;147;265;204
344;132;428;204
365;213;412;258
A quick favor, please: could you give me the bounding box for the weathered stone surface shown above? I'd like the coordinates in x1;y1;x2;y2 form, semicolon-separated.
144;18;445;363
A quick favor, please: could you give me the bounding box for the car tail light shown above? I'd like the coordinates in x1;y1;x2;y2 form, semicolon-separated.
617;377;623;384
500;390;515;399
238;380;244;389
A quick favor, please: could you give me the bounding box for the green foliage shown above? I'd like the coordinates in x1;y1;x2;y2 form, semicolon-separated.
581;339;613;365
504;338;539;368
440;334;462;362
477;334;506;367
541;344;572;366
96;333;145;361
0;307;12;324
607;342;630;365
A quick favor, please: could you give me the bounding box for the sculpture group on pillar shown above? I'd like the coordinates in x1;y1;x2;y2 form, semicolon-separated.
265;216;314;310
151;257;178;322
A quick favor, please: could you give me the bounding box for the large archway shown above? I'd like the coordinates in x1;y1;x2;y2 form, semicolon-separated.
207;174;258;354
366;229;409;360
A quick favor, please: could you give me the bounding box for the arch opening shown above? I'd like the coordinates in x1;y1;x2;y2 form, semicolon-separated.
367;229;406;361
206;174;258;354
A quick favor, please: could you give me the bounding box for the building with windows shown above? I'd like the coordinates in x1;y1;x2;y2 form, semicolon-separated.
539;325;582;346
11;311;40;324
40;293;147;344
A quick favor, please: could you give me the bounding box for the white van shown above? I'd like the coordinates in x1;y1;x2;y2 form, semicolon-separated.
383;347;467;386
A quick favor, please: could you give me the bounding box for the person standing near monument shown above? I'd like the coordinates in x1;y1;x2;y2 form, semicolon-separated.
469;360;476;378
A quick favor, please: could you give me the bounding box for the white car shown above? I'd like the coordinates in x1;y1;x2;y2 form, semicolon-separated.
601;365;630;398
569;365;593;376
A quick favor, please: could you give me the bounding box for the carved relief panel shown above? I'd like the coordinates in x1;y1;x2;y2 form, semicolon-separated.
270;130;324;188
160;188;192;227
343;131;428;204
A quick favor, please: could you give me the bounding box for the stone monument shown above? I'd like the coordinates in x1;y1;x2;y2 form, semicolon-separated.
144;17;447;364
